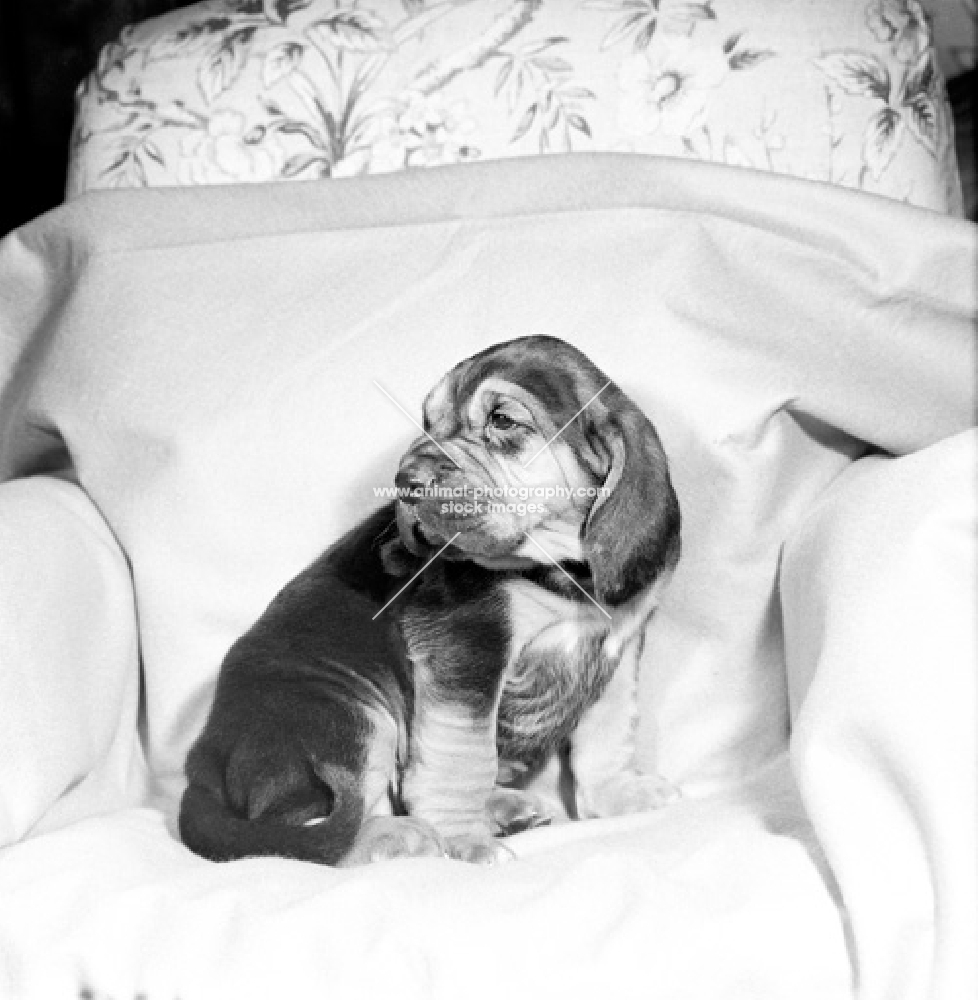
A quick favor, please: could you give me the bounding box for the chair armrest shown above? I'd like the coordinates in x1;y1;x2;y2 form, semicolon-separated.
0;476;144;847
781;431;977;1000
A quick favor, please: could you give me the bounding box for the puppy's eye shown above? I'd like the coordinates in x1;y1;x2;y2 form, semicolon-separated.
488;411;518;431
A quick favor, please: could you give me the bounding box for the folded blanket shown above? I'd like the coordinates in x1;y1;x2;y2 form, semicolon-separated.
0;155;974;1000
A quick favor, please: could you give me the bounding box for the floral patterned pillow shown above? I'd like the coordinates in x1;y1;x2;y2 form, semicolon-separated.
67;0;964;215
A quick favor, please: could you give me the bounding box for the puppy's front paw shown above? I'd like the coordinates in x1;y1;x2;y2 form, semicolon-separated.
445;831;516;866
487;787;553;836
341;816;446;866
578;772;680;819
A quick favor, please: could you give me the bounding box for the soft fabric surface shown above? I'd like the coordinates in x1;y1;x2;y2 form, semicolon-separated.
67;0;964;214
784;430;978;1000
0;155;975;999
0;476;146;848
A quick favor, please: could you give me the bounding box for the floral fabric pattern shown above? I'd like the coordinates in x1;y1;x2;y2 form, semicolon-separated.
67;0;963;215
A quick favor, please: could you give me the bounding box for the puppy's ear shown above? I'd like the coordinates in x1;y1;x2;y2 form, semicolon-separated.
581;403;680;607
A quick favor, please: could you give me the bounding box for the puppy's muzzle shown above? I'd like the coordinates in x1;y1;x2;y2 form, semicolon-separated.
395;448;457;505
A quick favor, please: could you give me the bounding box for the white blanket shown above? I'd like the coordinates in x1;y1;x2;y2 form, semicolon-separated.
0;155;974;999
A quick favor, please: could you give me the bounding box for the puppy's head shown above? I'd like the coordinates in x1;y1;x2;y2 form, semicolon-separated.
395;336;680;606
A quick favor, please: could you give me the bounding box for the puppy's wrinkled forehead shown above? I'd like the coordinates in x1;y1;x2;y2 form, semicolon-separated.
422;337;609;436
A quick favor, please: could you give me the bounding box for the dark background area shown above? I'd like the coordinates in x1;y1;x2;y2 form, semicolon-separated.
949;71;976;219
0;0;974;239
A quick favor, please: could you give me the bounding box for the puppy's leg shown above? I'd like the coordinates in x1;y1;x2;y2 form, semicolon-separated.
397;592;516;864
398;655;513;862
401;693;515;864
569;636;679;818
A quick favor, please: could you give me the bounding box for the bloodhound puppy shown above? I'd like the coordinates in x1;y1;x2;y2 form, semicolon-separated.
180;335;681;867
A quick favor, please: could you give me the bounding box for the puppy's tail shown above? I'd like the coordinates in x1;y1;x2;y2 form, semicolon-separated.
179;757;363;867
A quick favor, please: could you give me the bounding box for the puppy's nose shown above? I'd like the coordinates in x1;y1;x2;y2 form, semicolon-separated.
395;456;454;503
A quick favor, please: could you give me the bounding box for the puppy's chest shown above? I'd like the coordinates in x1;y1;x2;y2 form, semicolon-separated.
495;579;620;763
